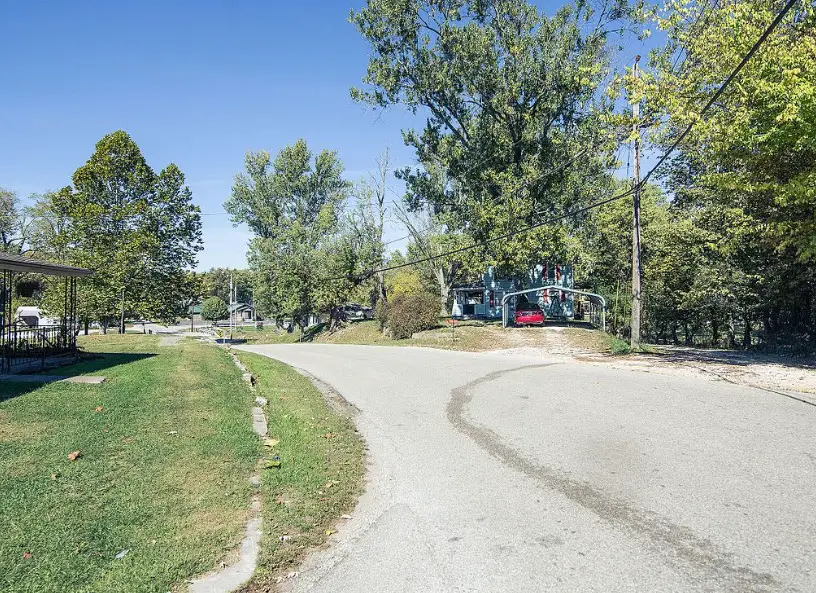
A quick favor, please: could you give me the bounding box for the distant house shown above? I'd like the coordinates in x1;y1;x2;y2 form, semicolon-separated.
451;268;515;319
229;302;256;323
452;264;575;320
188;301;257;326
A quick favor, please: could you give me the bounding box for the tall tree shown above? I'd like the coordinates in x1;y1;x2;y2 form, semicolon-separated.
634;0;816;346
314;212;381;330
201;268;253;304
226;140;350;330
0;188;30;254
51;131;203;331
352;149;392;308
352;0;638;273
395;203;467;315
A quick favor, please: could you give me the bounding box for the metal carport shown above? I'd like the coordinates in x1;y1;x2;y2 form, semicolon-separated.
501;286;606;331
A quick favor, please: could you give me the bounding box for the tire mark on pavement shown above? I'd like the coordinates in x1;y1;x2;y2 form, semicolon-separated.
447;364;782;593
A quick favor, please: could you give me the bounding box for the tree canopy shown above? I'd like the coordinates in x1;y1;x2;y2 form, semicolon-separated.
227;140;380;329
201;296;229;322
352;0;640;273
46;131;203;329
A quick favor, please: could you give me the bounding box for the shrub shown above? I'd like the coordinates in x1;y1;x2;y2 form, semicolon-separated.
386;293;440;339
201;296;229;323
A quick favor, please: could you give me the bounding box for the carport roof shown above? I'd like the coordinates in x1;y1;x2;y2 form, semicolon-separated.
0;252;91;277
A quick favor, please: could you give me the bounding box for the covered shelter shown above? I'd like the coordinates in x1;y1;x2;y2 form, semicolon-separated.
501;286;606;331
0;252;91;373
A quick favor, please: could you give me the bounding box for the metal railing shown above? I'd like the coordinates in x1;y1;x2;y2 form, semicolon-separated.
0;323;74;373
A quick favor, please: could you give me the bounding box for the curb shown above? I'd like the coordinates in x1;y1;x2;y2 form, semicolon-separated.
188;349;268;593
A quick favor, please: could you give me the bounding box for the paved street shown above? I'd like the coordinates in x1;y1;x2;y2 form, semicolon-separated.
237;344;815;593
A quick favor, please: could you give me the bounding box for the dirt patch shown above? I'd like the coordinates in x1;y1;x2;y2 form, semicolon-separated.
478;325;599;358
160;335;182;347
0;413;47;442
474;327;816;401
609;352;816;401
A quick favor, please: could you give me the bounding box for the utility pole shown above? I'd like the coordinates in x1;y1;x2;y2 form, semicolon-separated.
630;55;643;349
229;273;234;342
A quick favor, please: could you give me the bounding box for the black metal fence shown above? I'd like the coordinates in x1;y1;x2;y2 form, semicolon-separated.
0;323;75;373
0;269;79;374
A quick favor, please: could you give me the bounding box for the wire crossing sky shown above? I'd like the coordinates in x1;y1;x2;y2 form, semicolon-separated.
325;0;800;283
0;1;657;270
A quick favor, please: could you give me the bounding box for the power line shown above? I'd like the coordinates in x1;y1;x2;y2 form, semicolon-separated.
340;186;638;280
328;0;798;282
642;0;797;185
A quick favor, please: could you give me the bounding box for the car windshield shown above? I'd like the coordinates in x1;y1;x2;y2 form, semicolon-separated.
516;303;540;312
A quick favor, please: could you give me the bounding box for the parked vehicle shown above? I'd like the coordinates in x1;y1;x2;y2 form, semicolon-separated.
14;306;59;328
343;303;373;321
514;302;544;326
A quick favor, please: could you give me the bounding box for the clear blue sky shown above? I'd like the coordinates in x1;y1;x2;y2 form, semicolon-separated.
0;1;651;270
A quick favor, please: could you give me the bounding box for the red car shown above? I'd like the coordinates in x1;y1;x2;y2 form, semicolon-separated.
514;302;545;326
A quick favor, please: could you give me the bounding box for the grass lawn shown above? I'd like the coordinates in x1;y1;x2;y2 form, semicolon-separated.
563;327;633;354
230;319;503;351
0;335;260;593
232;350;364;591
231;319;634;355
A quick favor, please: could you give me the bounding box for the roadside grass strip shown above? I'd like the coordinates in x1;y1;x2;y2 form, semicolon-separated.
231;351;364;591
0;335;259;593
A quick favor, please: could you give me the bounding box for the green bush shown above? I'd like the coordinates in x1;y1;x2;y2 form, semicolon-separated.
386;293;440;339
201;296;229;323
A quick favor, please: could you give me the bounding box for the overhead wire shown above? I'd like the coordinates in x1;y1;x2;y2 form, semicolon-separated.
326;0;799;282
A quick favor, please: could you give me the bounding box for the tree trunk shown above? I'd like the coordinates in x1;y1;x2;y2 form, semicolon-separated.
671;322;678;344
657;322;667;344
84;319;89;336
119;288;126;334
684;321;691;346
728;315;737;349
742;312;752;349
328;306;343;332
711;316;719;348
101;318;108;335
377;270;387;306
436;267;449;316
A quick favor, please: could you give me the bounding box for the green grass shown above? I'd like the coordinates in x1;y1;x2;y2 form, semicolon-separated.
231;320;498;351
0;335;260;593
561;327;662;355
606;334;633;355
232;351;364;591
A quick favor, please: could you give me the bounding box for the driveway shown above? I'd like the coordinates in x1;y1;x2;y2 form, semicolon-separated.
236;344;815;593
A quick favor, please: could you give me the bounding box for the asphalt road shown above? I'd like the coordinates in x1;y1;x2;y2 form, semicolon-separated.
237;344;815;593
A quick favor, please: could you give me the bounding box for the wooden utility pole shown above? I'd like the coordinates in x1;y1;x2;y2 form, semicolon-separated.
229;273;234;342
630;55;643;349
